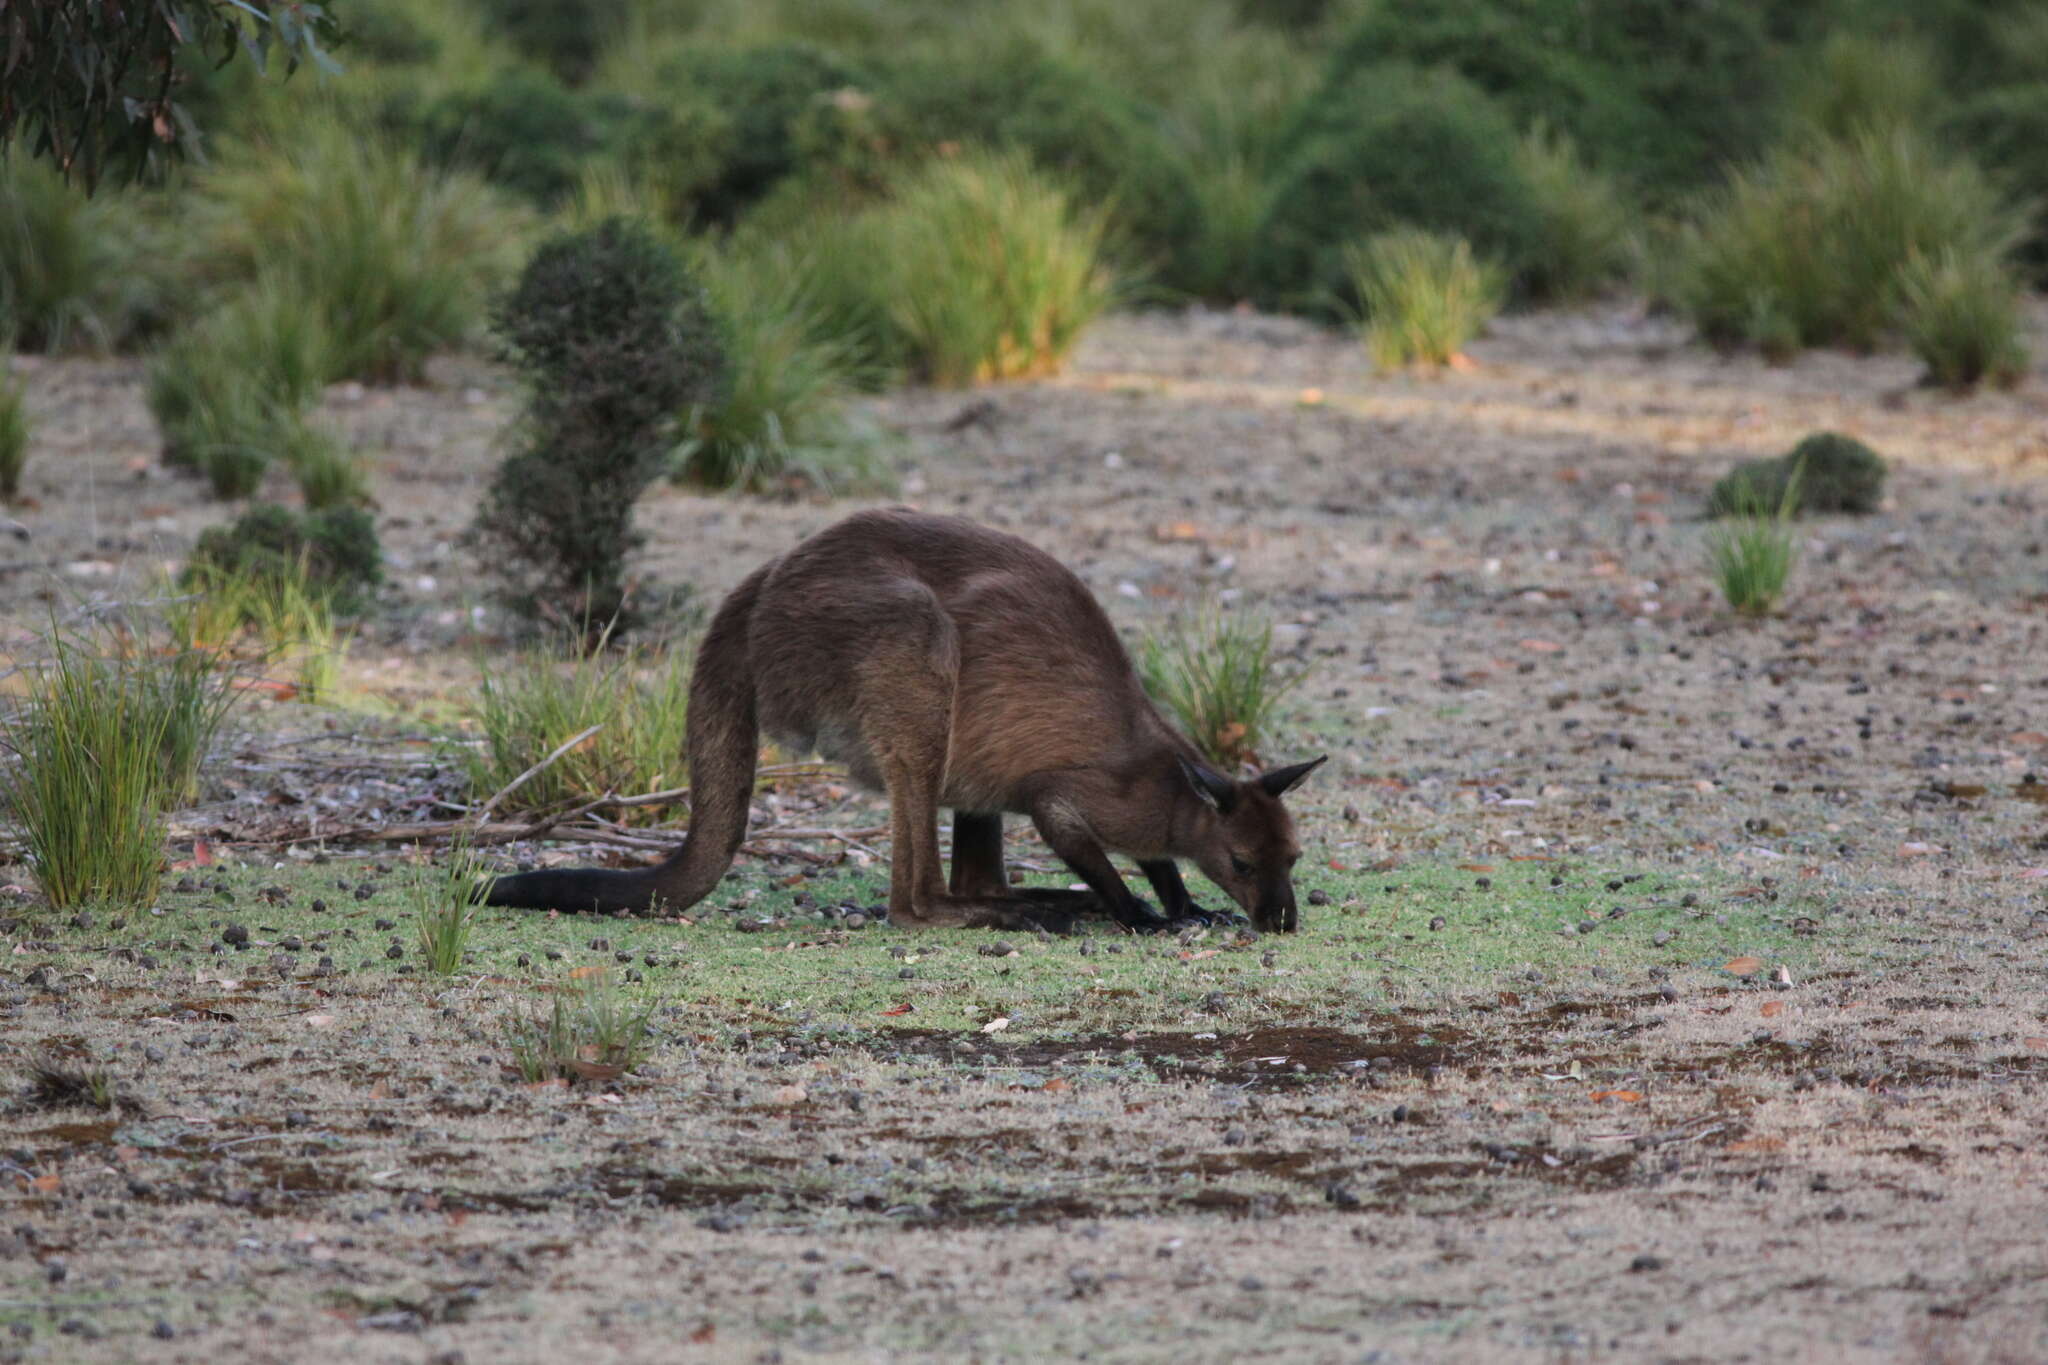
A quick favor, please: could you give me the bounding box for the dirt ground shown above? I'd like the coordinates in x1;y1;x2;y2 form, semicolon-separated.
4;303;2048;1362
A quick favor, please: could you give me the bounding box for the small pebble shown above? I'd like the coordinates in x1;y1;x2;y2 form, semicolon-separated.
221;923;249;948
1307;889;1330;906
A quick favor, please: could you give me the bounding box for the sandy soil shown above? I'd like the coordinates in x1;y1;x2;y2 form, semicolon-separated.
4;304;2047;1362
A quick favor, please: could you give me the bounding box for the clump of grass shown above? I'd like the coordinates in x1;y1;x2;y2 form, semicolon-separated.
1895;246;2031;392
0;370;27;499
171;559;350;703
1679;128;2026;355
1343;229;1504;370
0;154;165;352
1789;33;1938;141
507;970;657;1085
871;150;1116;386
411;846;487;976
1138;608;1306;770
677;238;883;493
1707;473;1800;618
468;637;691;821
1513;124;1634;302
24;1054;119;1112
279;418;370;509
0;633;237;910
196;125;530;382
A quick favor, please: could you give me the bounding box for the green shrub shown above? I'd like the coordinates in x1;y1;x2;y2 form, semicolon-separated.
204;438;271;501
476;0;628;84
186;503;384;614
678;240;883;493
883;52;1201;280
285;421;371;509
1344;230;1504;371
635;42;875;222
145;279;334;475
1788;33;1938;140
866;151;1115;386
1138;608;1306;771
1895;247;2031;392
1942;84;2048;277
170;556;348;703
1679;128;2027;355
1323;0;1789;200
0;372;26;500
471;219;726;637
1254;63;1538;314
1;631;232;909
196;126;530;382
1709;432;1887;519
1513;125;1634;302
0;155;163;352
467;637;691;821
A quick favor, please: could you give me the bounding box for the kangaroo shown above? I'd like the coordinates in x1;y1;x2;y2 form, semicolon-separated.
481;508;1326;933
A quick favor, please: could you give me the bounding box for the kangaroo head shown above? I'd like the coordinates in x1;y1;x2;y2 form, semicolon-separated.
1174;753;1327;933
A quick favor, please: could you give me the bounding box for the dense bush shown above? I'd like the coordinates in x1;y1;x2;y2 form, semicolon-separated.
476;0;628;84
1787;33;1938;140
1322;0;1789;199
1678;129;2026;356
635;43;874;222
883;52;1201;280
1709;432;1887;519
187;504;384;613
196;126;530;382
471;220;726;637
1254;63;1538;314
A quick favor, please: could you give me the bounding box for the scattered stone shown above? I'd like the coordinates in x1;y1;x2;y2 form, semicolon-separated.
384;944;404;961
1307;889;1330;906
374;918;395;932
843;913;869;930
221;923;249;948
1429;916;1446;932
1629;1254;1666;1273
978;941;1017;958
152;1320;176;1340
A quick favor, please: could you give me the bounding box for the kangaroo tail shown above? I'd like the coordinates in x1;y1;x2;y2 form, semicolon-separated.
480;564;768;915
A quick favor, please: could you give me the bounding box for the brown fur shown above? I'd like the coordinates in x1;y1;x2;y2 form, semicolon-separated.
482;508;1325;932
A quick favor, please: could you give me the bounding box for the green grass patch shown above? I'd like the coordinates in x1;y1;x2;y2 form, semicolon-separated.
1344;228;1503;371
1137;607;1306;770
70;853;1853;1039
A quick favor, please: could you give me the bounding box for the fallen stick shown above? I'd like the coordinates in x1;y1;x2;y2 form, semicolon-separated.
473;723;603;824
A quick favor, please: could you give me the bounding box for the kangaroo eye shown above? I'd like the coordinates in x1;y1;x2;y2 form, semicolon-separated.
1230;855;1252;877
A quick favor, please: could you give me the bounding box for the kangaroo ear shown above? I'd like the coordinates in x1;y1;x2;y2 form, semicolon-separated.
1176;754;1238;814
1257;755;1328;799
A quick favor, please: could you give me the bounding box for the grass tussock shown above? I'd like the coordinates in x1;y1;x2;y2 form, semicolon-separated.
1789;34;1939;141
0;371;27;500
411;846;487;976
507;970;658;1085
1;631;234;910
678;238;884;493
1895;246;2031;392
1707;474;1800;618
871;151;1116;386
196;125;531;382
1344;229;1504;371
23;1054;121;1112
1679;128;2027;356
171;560;350;703
1138;608;1305;771
0;155;166;352
468;638;691;820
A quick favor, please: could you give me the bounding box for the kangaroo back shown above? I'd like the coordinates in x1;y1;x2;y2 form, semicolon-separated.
480;563;768;914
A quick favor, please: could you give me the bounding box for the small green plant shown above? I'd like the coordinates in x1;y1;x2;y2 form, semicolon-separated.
470;217;725;638
1513;123;1633;302
468;637;691;821
871;150;1115;386
0;154;165;352
1707;473;1800;618
1895;246;2031;392
0;370;28;499
146;280;334;480
0;634;215;910
412;845;487;976
677;239;882;492
1138;608;1306;771
507;970;657;1084
279;419;370;509
186;504;383;615
1343;229;1504;370
1710;432;1886;519
171;558;349;702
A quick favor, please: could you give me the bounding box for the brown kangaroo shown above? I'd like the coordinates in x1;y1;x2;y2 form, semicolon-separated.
480;508;1325;933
